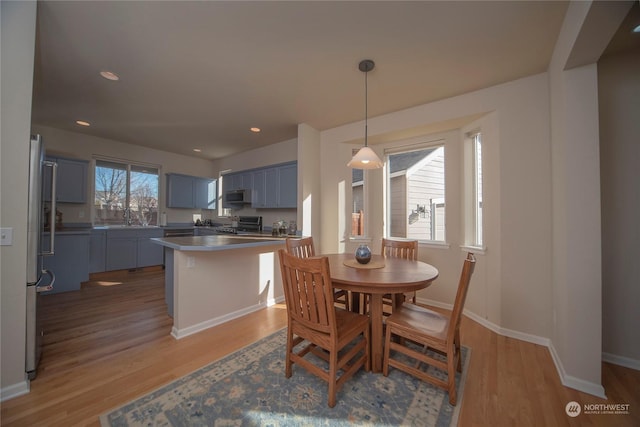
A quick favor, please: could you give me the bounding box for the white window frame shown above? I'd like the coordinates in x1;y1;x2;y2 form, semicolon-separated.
463;131;485;251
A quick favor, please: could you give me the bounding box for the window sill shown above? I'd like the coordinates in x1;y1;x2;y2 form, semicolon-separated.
418;241;450;250
460;244;486;255
349;236;373;244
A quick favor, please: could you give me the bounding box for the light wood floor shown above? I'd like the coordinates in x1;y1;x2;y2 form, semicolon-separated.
1;269;638;426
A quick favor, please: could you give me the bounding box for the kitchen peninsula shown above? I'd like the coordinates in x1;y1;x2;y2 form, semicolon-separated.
151;235;286;339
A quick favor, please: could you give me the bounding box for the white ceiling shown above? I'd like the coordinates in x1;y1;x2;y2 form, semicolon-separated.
32;1;576;160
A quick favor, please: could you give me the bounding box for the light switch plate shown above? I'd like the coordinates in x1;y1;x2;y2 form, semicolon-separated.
0;227;13;246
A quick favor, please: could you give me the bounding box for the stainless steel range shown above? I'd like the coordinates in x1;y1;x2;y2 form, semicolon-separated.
215;216;262;234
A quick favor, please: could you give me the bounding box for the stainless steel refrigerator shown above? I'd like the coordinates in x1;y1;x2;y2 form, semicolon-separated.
26;134;56;380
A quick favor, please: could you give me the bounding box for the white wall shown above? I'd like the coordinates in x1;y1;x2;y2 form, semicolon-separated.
31;125;217;225
316;72;553;343
0;0;37;400
599;47;640;368
297;124;322;245
546;0;631;398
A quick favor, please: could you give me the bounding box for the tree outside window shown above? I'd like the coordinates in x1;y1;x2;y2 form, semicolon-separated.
95;159;159;226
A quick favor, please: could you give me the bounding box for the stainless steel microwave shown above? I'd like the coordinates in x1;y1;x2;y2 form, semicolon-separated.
224;189;251;204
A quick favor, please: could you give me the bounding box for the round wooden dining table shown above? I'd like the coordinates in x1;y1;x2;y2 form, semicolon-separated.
325;253;439;372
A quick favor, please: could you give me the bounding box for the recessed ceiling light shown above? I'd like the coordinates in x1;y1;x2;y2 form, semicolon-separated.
633;24;640;33
193;148;202;152
250;127;261;133
100;70;119;81
76;120;91;127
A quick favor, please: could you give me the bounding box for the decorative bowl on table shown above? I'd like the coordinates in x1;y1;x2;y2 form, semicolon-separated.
355;244;372;264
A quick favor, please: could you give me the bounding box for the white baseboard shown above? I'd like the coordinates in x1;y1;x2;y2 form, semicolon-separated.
418;297;607;398
0;379;29;403
602;352;640;371
549;343;607;398
171;296;285;340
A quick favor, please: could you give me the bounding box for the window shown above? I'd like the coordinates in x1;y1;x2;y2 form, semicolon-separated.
351;167;365;236
466;132;483;247
94;159;159;226
386;144;446;242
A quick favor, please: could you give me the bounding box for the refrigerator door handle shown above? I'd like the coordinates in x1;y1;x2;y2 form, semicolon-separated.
36;269;55;293
42;160;57;255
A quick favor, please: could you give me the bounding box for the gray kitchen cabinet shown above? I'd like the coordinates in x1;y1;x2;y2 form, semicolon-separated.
195;228;218;236
166;173;216;209
194;177;216;209
224;162;296;209
251;162;297;208
252;167;277;208
277;162;297;208
89;229;106;273
137;229;164;267
106;235;137;271
222;171;253;192
41;232;90;294
105;228;163;271
43;156;89;203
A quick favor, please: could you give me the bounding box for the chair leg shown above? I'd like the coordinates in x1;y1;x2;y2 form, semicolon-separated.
328;349;338;407
455;330;462;372
382;326;392;376
285;331;293;378
447;343;457;405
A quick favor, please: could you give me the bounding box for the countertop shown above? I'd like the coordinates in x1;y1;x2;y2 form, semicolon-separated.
151;235;286;251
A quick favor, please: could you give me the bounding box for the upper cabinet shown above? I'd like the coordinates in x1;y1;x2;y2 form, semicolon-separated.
43;156;89;204
223;161;297;209
166;173;216;209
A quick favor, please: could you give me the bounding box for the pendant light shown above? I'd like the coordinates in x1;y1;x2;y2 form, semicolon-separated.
347;59;383;169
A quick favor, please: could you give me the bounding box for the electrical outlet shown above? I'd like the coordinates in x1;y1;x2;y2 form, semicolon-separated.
0;227;13;246
78;210;85;218
187;256;195;268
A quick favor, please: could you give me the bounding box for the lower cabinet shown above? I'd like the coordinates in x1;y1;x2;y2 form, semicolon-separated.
106;236;138;271
42;233;90;294
104;228;163;272
137;234;164;267
89;230;106;273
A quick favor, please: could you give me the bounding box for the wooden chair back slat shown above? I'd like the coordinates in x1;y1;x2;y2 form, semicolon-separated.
381;238;418;260
279;250;335;334
285;237;315;258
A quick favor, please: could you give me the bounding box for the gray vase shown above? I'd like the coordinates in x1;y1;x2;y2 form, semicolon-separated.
355;244;372;264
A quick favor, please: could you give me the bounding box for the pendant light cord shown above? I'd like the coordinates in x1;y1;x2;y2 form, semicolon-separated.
364;67;369;148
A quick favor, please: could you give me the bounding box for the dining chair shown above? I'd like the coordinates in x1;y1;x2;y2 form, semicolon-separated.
382;252;476;405
278;249;370;407
285;237;349;310
381;238;419;312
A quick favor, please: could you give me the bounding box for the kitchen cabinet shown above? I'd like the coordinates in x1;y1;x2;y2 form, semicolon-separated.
166;173;216;209
43;156;89;203
41;232;90;294
195;228;218;236
222;171;253;194
277;162;297;208
251;162;297;208
105;228;163;271
137;232;164;267
223;162;296;209
89;229;106;273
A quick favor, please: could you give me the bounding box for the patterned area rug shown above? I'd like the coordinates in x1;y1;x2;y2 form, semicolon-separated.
101;328;470;426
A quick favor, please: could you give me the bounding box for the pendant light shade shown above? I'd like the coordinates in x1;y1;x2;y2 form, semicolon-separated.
347;146;384;169
348;59;383;169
